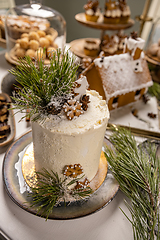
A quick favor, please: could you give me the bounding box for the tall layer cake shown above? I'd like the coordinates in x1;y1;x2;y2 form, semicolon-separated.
32;89;109;181
10;49;109;192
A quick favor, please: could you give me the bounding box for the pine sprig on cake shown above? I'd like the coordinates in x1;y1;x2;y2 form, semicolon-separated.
28;168;92;220
9;48;79;120
105;127;160;240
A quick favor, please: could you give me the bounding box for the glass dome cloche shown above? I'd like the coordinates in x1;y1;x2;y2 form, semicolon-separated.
145;17;160;83
4;0;66;65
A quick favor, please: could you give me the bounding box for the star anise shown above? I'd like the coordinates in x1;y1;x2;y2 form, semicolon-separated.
80;94;90;111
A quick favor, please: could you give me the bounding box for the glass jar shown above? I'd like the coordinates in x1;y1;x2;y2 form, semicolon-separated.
4;0;66;65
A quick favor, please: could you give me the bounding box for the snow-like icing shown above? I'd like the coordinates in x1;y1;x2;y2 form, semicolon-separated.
33;90;109;134
131;58;143;72
125;37;145;51
112;102;118;109
74;76;89;101
121;6;131;16
85;8;100;16
105;9;121;18
123;37;145;72
94;53;152;100
5;14;49;30
86;9;94;15
32;90;109;181
102;44;118;54
84;40;100;50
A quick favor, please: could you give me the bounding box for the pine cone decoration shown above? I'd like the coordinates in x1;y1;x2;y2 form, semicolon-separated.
80;94;90;111
46;104;62;115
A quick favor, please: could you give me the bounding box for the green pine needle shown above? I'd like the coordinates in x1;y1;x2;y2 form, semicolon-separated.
148;82;160;101
28;168;92;220
105;127;160;240
9;48;79;120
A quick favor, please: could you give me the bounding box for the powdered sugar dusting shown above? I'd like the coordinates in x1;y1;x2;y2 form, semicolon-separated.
35;90;109;135
94;54;152;100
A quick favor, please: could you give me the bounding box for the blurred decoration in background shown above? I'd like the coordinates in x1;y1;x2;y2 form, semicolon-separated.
0;0;15;49
136;0;153;37
3;0;66;65
0;0;15;12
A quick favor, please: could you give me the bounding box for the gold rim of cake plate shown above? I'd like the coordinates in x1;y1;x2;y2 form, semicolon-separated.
21;143;108;192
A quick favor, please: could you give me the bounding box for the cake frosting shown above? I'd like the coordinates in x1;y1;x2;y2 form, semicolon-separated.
32;89;109;181
84;39;100;51
104;8;121;18
118;0;131;22
84;39;100;57
84;0;100;22
121;5;130;17
4;15;50;31
104;0;131;24
10;36;109;206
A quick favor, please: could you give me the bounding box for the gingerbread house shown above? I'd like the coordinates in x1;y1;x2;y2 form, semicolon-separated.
82;35;153;111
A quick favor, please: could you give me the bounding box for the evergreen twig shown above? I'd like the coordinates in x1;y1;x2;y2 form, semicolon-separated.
105;127;160;240
9;48;79;121
148;82;160;101
28;168;92;220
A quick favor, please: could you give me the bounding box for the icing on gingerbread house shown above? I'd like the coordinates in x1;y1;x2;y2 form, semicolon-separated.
82;34;153;111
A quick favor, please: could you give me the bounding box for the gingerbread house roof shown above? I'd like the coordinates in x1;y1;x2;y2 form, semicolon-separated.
93;53;152;100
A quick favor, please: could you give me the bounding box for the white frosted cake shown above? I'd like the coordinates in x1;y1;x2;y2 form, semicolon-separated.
10;40;110;209
10;48;110;198
32;89;109;181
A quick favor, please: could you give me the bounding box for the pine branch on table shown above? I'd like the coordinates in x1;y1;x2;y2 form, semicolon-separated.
105;127;160;240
